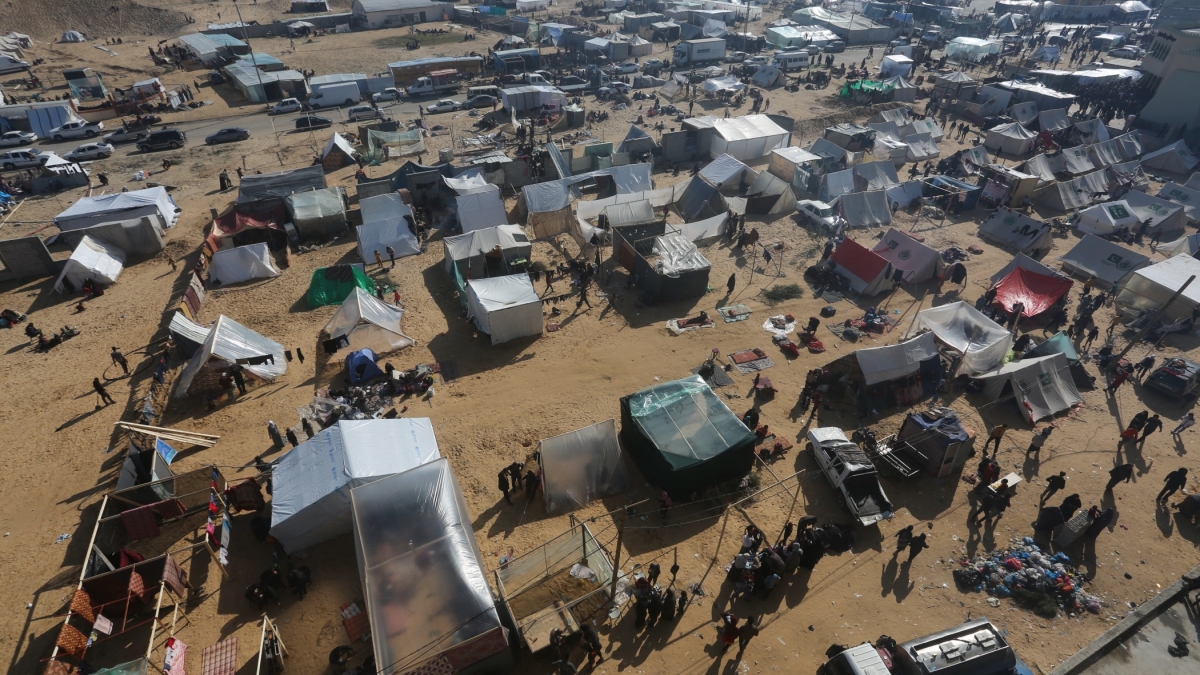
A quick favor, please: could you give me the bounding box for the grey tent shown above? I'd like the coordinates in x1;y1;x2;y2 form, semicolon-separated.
1122;190;1188;240
238;165;327;204
1157;182;1200;224
978;207;1053;254
984;122;1038;155
1057;233;1148;283
1059;146;1096;175
974;353;1083;424
675;176;723;221
286;187;347;240
616;125;658;154
838;190;892;228
744;171;796;216
818;169;855;203
1141;140;1200;174
61;30;86;43
1035;170;1110;211
1037;108;1071;133
1008;102;1038;126
443;224;532;278
853;161;900;191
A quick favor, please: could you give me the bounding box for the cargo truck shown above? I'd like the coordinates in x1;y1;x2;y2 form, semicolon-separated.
672;38;727;67
404;70;463;97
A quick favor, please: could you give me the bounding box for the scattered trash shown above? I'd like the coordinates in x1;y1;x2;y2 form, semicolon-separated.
55;534;70;544
1124;573;1132;579
987;597;1001;607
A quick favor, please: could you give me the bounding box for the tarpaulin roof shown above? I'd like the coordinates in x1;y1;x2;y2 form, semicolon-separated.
1009;102;1038;126
992;266;1072;317
322;287;414;355
208;242;279;286
1116;253;1200;321
915;301;1013;375
616;125;658;154
675;176;720;221
444;170;491;195
521;163;654;214
839;190;892;229
872;227;941;283
900;117;945;142
830;237;893;295
979;207;1054;253
272;418;439;551
1156;182;1200;223
577;188;674;221
1021;153;1059;183
818;169;856;203
466;274;543;344
307;265;375;308
974;353;1082;424
539;419;630;514
904;132;939;162
1057;233;1148;283
1072;118;1110;144
53;234;124;293
55;186;179;231
238;165;327;204
174;315;287;396
698;153;750;189
1035;170;1110;211
1141;139;1200;174
321;132;356;162
1076;200;1139;235
885;180;924;209
710;115;789;162
984;122;1037;155
702;75;746;94
855;332;939;386
870;107;912;125
1123;189;1188;237
991;251;1060;285
357;195;420;263
853;161;900;191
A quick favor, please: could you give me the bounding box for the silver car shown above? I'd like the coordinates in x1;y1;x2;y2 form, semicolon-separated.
0;130;37;147
64;142;115;162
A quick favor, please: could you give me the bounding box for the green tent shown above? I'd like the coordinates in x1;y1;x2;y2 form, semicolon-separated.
307;265;375;308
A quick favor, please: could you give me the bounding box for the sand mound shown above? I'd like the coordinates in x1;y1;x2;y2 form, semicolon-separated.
7;0;190;40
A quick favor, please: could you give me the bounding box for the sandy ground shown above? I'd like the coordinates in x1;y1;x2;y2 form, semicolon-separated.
2;10;1200;675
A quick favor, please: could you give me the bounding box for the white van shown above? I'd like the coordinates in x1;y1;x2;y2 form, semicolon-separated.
771;52;811;71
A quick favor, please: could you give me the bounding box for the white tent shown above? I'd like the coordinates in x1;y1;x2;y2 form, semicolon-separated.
867;121;909;165
53;235;125;293
1057;233;1148;283
443;224;532;278
457;185;509;233
838;190;892;228
991;252;1060;285
539;419;630;514
884;180;924;210
701;75;746;94
904;133;939;162
853;161;900;191
984;122;1038;155
900;118;944;143
1059;146;1096;175
855;333;939;386
1037;109;1071;133
54;186;179;232
357;193;420;263
978;207;1054;254
1158;182;1200;224
883;76;916;102
872;227;942;283
1158;233;1200;258
174;315;287;397
698;153;750;191
1009;102;1038;126
709;115;789;162
879;55;913;78
1123;190;1188;239
974;353;1083;424
1020;153;1059;184
208;243;279;286
466;274;543;344
322;287;414;354
270;419;440;552
945;37;1001;61
1141;140;1200;174
1115;253;1200;321
914;301;1013;375
768;146;821;185
444;170;491;195
818;169;856;203
321;132;356;166
1075;200;1139;235
1072;118;1110;145
61;30;86;43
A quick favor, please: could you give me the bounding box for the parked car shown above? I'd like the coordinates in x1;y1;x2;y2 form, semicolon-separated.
463;94;497;109
598;82;631;96
889;37;912;47
609;61;640;74
372;87;404;103
725;50;748;63
797;200;843;231
824;40;846;53
743;55;770;67
204;127;250;145
642;58;666;71
63;142;114;162
347;105;382;122
425;99;461;114
820;619;1026;675
0;149;46;170
48;120;104;141
136;128;187;152
1107;46;1144;59
1145;357;1200;401
271;98;303;115
103;125;148;145
806;427;893;526
294;115;332;130
0;130;37;147
558;75;590;92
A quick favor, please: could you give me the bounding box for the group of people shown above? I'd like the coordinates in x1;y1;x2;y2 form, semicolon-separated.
497;461;540;505
725;519;827;604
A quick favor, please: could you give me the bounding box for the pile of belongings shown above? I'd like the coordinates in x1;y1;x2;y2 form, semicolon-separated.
951;537;1101;616
845;306;890;333
303;365;435;423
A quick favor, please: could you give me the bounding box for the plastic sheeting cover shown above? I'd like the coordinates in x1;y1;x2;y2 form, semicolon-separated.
237;165;327;204
854;161;900;191
976;353;1083;423
522;163;654;214
652;233;711;276
1038;108;1071;132
626;375;753;467
175;315;287;396
1060;146;1096;174
322;287;414;354
978;207;1053;253
54;186;179;231
53;234;125;293
456;186;509;233
466;274;543;344
1158;233;1200;257
991;251;1060;285
208;242;279;286
992;266;1072;317
1141;139;1200;174
915;301;1013;374
856;332;938;385
698;153;749;188
540;419;630;514
679;212;728;241
1115;253;1200;320
840;190;892;229
904;132;939;162
819;169;855;202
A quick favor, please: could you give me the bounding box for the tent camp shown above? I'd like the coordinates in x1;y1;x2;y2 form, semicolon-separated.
54;186;179;232
271;418;440;551
991;251;1061;285
356;193;420;263
1115;253;1200;322
744;171;797;216
767;146;822;185
321;132;356;170
853;161;900;191
1059;146;1097;175
914;301;1013;374
1157;182;1200;224
53;235;125;293
884;180;924;210
456;186;509;233
708;115;789;161
61;30;86;43
207;243;279;287
174;315;287;397
619;375;756;497
868;121;909;165
1140;139;1200;174
1074;200;1139;235
839;190;892;229
829;237;894;295
817;169;856;203
351;459;510;675
900;117;945;143
1008;102;1038;126
978;207;1054;255
443;224;531;279
974;353;1083;424
872;227;942;283
1158;233;1200;258
904;133;939;162
883;76;917;102
1123;190;1188;240
984;122;1038;155
616;125;658;155
466;274;543;345
322;287;414;355
1035;170;1110;211
345;348;384;384
699;154;751;193
855;332;940;387
879;55;913;78
991;266;1072;318
1057;233;1148;283
307;265;374;308
539;419;630;514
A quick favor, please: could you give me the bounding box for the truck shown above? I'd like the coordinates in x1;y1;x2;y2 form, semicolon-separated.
820;618;1034;675
806;427;893;527
672;38;727;67
403;69;463;98
48;119;104;141
308;82;361;109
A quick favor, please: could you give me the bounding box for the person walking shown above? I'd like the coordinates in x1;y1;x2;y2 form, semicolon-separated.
894;524;913;554
582;624;603;668
1157;468;1189;503
906;533;929;562
726;272;736;296
984;424;1007;456
737;616;760;655
646;590;663;628
1107;366;1132;395
1026;427;1052;457
1059;493;1083;520
93;378;116;406
1041;472;1067;503
718;612;740;655
524;469;541;502
1173;412;1196;436
110;346;129;376
302;417;315;438
1134;353;1157;379
1106;463;1134;491
575;279;592;311
659;491;672;523
498;469;512;505
267;420;283;447
1141;414;1164;444
229;364;247;395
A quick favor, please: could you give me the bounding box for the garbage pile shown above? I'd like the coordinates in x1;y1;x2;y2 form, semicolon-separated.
951;537;1101;618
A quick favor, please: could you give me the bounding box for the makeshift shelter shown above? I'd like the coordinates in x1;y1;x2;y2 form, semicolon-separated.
1059;145;1097;175
708;115;789;162
169;312;210;358
1075;200;1139;235
237;165;327;204
932;70;975;98
984;122;1038;156
701;75;746;95
828;237;894;296
322;287;413;355
456;186;509;233
1158;233;1200;258
54;186;180;232
1071;118;1109;145
174;315;287;397
616;125;658;155
698;153;750;192
883;76;916;102
1157;182;1200;224
744;171;797;216
973;353;1083;424
991;252;1060;285
345;348;384;384
320;133;356;170
1140;140;1199;174
879;55;913;78
621;231;712;301
854;334;941;407
1115;254;1200;322
853;161;900;191
1025;331;1095;389
356;193;420;263
286;187;347;240
538;419;629;514
945;37;1001;62
1037;108;1071;133
1035;170;1110;211
991;266;1072;318
53;235;125;293
1030;44;1060;62
885;180;924;210
351;459;510;675
207;243;280;287
838;190;892;229
872;227;942;283
306;265;374;308
978;208;1054;254
751;65;785;88
444;225;531;279
896;409;975;477
1058;234;1148;283
61;30;86;43
768;146;821;185
619;375;756;498
1020;153;1059;184
904;132;939;162
914;301;1013;375
817;169;856;203
868;121;909;165
466;274;543;345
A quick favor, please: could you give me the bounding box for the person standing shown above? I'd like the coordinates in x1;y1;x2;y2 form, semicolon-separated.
737;616;760;655
718;612;740;655
906;533;929;562
110;346;129;376
93;378;116;406
386;245;396;268
1041;472;1067;503
1173;412;1196;436
726;272;736;296
1141;414;1164;444
1134;353;1157;379
229;363;247;395
285;428;300;448
1158;468;1189;503
1106;463;1134;491
267;420;283;447
498;469;512;505
524;469;540;502
1026;427;1052;456
374;250;384;269
984;424;1007;456
646;590;663;628
575;278;592;311
659;491;672;523
647;562;661;586
582;624;603;668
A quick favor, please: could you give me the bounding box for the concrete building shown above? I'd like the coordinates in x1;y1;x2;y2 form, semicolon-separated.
1138;26;1200;138
350;0;451;29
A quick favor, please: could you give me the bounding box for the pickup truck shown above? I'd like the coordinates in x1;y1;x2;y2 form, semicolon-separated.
405;70;462;97
48;120;104;141
820;618;1029;675
806;427;893;526
104;123;151;145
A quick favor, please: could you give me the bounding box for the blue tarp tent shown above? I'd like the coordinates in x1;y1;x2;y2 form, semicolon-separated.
346;348;385;384
927;175;983;211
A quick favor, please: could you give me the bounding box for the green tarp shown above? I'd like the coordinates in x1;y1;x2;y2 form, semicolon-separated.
839;79;895;98
307;265;375;308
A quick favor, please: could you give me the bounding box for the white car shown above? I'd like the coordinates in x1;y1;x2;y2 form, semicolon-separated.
425;99;461;114
372;88;403;103
0;130;37;147
347;105;382;121
63;142;114;162
0;149;46;170
725;51;748;63
598;82;632;96
642;59;666;71
271;98;303;115
610;61;640;74
1107;46;1144;59
48;120;104;141
797;200;843;232
743;55;770;67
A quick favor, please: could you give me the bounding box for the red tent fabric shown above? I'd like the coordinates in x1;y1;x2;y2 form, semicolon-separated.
992;266;1072;317
830;237;889;286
